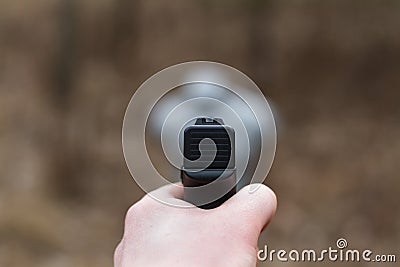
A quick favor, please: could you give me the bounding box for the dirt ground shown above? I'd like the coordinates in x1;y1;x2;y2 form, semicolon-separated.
0;1;399;266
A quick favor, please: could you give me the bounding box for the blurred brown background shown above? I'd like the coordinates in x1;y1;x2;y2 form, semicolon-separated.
0;0;399;266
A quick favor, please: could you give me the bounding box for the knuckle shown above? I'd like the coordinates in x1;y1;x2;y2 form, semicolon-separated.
124;196;154;227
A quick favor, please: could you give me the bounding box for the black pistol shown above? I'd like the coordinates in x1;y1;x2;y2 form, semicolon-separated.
181;118;236;209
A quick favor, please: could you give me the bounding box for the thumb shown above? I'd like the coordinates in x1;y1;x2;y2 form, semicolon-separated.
218;183;277;239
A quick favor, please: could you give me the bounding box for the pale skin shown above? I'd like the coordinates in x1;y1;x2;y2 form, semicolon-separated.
114;183;277;267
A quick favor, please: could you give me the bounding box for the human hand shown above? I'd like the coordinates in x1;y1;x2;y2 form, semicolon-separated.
114;183;277;267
